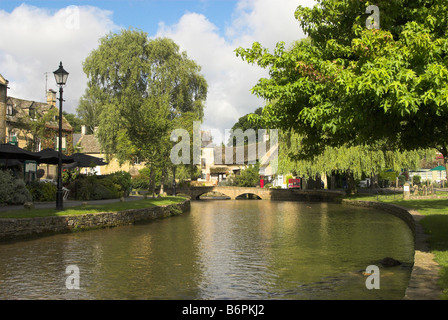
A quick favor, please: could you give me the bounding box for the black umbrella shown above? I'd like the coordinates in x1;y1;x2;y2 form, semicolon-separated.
64;153;107;168
0;158;23;168
0;144;41;166
35;148;75;165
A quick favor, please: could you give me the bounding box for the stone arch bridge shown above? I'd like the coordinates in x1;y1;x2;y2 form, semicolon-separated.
169;186;343;201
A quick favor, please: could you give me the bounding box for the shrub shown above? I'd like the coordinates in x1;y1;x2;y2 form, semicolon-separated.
27;181;56;202
231;164;261;187
92;183;115;200
11;179;33;204
412;175;421;185
97;177;120;198
0;170;32;205
102;171;131;196
132;174;149;190
0;170;15;204
71;176;95;201
66;173;128;201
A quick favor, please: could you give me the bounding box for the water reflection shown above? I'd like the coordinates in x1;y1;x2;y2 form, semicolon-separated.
0;201;414;300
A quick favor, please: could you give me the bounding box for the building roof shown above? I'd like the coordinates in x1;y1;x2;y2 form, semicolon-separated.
76;134;102;154
0;74;8;86
6;96;73;132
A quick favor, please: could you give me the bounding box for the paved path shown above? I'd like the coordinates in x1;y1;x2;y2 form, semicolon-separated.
404;210;443;300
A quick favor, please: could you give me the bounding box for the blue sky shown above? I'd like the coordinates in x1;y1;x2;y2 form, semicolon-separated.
0;0;315;139
1;0;239;38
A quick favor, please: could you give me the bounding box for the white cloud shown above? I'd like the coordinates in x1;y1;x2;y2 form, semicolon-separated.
0;4;118;113
0;0;316;141
156;0;315;143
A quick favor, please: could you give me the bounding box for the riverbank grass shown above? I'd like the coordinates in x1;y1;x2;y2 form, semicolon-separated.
0;196;187;219
345;193;448;299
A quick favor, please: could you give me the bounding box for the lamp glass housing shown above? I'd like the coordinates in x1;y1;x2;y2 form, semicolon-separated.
53;62;69;86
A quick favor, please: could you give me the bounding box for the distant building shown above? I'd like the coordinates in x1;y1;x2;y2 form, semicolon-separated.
197;130;278;186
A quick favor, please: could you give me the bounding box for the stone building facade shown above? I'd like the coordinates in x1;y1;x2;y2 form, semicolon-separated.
0;74;8;144
2;88;73;153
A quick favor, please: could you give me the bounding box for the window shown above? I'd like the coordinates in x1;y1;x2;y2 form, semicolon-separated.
55;136;67;152
6;103;13;116
201;158;206;169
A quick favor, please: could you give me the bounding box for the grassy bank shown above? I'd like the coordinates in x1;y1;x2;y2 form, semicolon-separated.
345;193;448;299
0;196;187;219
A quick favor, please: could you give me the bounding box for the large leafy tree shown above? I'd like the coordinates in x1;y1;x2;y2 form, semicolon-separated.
76;89;102;134
236;0;448;171
83;29;207;194
278;129;433;192
227;107;263;146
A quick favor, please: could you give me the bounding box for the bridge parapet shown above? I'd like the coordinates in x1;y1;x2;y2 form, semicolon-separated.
170;186;343;201
172;186;269;200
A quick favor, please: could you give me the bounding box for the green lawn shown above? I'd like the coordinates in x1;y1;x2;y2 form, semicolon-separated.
345;193;448;299
0;196;187;219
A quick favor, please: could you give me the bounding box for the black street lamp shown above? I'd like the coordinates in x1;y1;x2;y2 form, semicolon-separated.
53;61;69;210
172;166;176;196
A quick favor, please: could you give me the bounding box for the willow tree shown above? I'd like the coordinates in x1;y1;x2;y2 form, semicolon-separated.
279;129;434;192
83;29;207;194
236;0;448;177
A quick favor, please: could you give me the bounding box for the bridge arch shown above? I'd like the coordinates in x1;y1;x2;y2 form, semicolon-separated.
235;193;263;200
196;191;231;200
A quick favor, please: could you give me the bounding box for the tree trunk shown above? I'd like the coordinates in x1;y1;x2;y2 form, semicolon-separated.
159;167;167;196
330;172;335;190
148;166;156;198
346;170;357;195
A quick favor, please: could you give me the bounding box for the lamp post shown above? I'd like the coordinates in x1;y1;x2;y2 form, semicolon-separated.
172;166;176;196
53;62;69;210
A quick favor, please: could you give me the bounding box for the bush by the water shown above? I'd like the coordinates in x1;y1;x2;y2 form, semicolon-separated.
0;170;32;205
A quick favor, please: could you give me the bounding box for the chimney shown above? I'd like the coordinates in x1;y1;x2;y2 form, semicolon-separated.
47;89;57;107
81;125;86;135
0;74;9;144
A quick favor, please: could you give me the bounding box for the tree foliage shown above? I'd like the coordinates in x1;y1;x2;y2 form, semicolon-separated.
63;111;82;134
76;89;102;134
278;129;433;181
236;0;448;163
227;107;263;146
82;29;207;194
227;163;261;187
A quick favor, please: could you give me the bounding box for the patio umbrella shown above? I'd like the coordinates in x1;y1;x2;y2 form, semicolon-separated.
35;148;75;165
0;158;23;168
64;153;107;168
0;144;41;166
430;165;446;181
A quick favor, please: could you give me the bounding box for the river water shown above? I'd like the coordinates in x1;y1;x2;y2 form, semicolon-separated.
0;200;414;300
